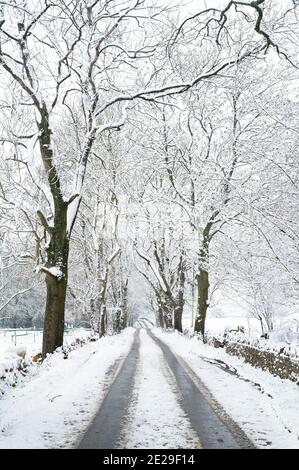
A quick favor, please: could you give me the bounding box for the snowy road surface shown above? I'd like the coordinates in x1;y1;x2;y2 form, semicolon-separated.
1;327;298;449
78;330;252;449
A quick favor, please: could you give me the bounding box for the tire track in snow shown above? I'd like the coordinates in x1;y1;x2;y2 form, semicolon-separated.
118;329;202;449
78;330;140;449
148;329;255;449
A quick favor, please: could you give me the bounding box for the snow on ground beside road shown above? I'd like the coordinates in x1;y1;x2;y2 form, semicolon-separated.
0;328;135;449
153;329;299;449
119;329;202;449
0;328;94;394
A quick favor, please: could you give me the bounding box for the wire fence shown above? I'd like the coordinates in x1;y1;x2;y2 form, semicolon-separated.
0;327;81;347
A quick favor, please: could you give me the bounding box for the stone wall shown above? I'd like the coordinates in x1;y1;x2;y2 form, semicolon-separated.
224;341;299;384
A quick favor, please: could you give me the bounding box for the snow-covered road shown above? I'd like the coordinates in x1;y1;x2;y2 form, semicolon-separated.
1;327;298;449
79;330;251;449
117;330;203;449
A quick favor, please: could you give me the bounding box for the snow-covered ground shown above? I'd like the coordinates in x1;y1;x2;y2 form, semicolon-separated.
183;311;299;358
190;313;299;338
119;329;201;449
0;328;135;449
153;329;299;449
0;328;94;392
182;299;299;342
1;326;298;449
0;328;91;358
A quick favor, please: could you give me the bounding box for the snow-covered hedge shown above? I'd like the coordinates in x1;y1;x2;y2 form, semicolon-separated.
0;335;94;396
0;347;30;395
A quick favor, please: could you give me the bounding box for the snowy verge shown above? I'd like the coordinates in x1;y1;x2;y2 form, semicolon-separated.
0;329;93;396
152;328;299;449
0;328;135;449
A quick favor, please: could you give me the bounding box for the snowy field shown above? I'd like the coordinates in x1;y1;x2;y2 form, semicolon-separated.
205;313;299;358
0;328;91;357
189;310;299;338
181;311;299;357
205;316;262;336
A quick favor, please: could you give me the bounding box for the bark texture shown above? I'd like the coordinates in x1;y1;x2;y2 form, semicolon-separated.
42;203;69;357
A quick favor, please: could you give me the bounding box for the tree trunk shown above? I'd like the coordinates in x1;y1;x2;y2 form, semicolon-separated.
99;267;108;337
162;299;173;329
194;267;209;338
158;306;165;328
43;274;68;356
174;306;183;332
174;255;185;333
42;204;69;357
114;308;122;333
99;305;107;337
89;297;98;333
120;279;128;330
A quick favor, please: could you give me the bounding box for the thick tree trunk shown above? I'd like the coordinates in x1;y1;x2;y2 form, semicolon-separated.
42;204;69;357
194;267;209;338
174;306;183;332
43;274;68;356
99;305;107;337
114;308;122;333
193;230;210;339
158;306;165;328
